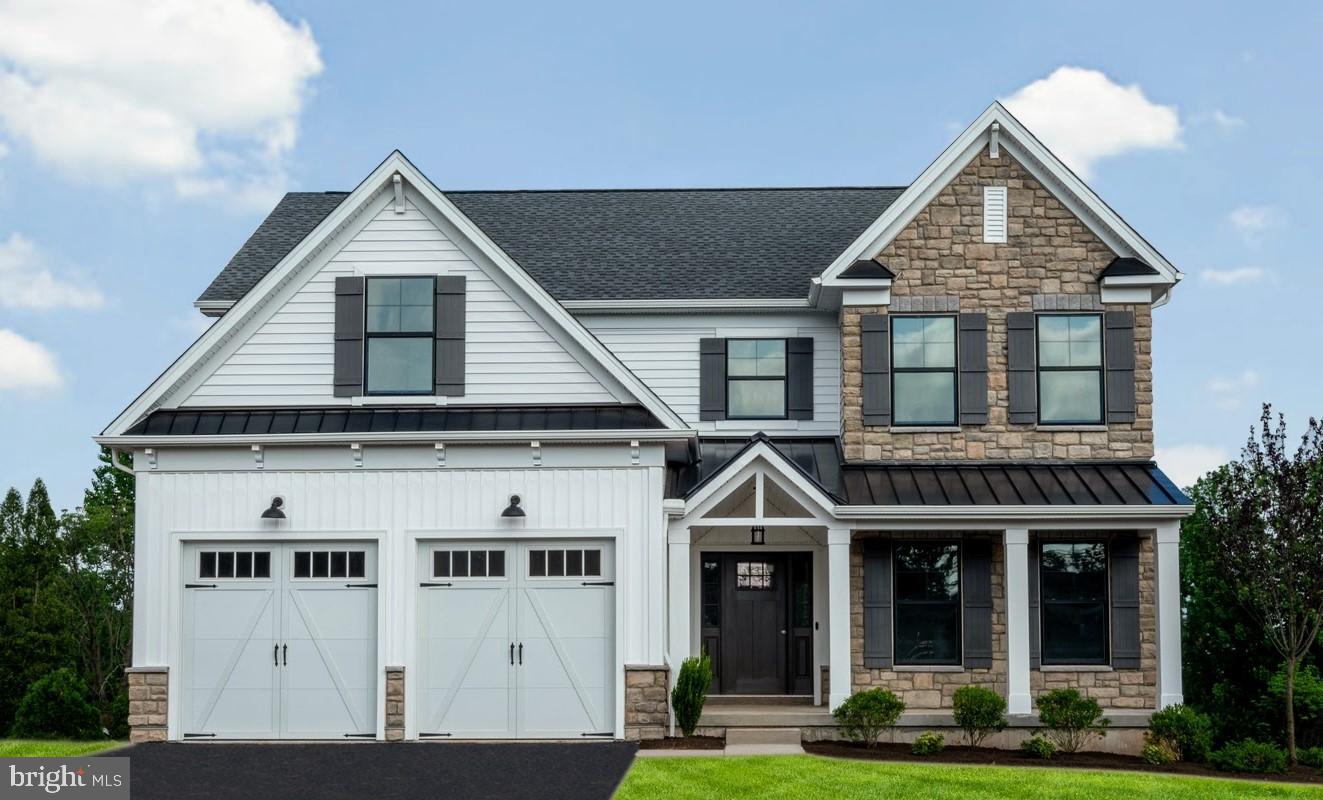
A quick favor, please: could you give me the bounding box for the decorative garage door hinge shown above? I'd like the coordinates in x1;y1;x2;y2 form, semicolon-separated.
183;732;216;738
418;732;452;738
419;582;453;588
343;732;375;738
581;580;614;586
344;583;378;588
581;732;613;737
184;583;218;589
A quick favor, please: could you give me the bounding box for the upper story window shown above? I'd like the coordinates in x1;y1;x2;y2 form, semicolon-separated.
365;277;434;394
1036;314;1103;424
1040;541;1108;665
726;339;786;419
892;316;957;426
893;542;961;666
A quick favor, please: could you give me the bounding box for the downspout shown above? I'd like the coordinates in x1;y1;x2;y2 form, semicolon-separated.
110;447;136;477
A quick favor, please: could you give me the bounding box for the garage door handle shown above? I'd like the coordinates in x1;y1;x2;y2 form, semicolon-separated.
518;643;523;665
509;643;515;665
283;644;288;666
274;644;279;667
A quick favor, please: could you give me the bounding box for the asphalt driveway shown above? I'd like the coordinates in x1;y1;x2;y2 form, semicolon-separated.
104;741;638;800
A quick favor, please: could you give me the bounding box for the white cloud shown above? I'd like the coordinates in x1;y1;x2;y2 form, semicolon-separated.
173;313;217;338
1201;266;1266;286
1156;444;1230;489
0;232;104;310
0;0;322;210
0;328;62;390
1210;109;1245;129
1228;205;1280;240
1001;66;1183;180
1206;370;1261;410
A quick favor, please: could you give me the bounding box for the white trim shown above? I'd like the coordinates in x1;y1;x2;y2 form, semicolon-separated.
1154;520;1183;708
675;440;839;528
564;298;813;313
1004;528;1031;715
827;527;851;710
833;504;1193;521
1100;286;1157;304
94;428;692;448
103;151;689;436
818;102;1182;289
841;287;891;307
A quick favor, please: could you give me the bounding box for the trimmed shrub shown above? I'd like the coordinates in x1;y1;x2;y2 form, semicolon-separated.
952;685;1007;747
10;668;102;740
1035;688;1109;754
670;654;713;737
1209;739;1288;774
911;731;944;756
833;689;905;748
1142;741;1177;766
1020;735;1055;759
1145;703;1212;762
1298;746;1323;768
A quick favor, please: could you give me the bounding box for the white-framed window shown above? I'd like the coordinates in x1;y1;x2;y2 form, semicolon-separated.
199;549;272;580
1036;314;1104;424
891;315;957;426
726;339;787;419
433;549;506;579
292;549;368;579
527;548;603;578
364;276;434;395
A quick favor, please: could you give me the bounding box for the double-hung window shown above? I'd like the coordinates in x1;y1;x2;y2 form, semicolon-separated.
365;277;434;394
893;542;961;666
1036;314;1103;424
726;339;786;419
1040;541;1108;665
892;316;957;426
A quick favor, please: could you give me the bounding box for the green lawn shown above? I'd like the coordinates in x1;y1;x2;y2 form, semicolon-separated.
617;755;1322;800
0;740;126;758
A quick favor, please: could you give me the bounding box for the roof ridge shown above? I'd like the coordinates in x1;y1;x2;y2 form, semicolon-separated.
288;186;909;196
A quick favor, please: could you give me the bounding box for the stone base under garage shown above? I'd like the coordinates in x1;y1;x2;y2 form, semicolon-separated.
624;665;670;741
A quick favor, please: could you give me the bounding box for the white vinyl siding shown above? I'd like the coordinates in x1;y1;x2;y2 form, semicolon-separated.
580;313;840;433
184;197;614;406
983;186;1007;244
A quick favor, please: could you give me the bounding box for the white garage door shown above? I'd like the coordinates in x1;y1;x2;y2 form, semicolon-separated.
181;543;378;739
417;540;615;739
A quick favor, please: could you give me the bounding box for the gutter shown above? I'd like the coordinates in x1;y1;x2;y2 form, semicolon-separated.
94;427;695;448
831;504;1194;521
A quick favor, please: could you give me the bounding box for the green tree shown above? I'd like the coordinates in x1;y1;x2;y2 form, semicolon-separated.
1204;406;1323;764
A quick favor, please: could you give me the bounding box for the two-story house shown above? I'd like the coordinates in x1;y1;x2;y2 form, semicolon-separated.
99;103;1191;752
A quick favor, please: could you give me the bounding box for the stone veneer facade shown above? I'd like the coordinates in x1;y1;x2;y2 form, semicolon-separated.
624;665;669;741
839;149;1154;462
126;666;168;743
848;532;1157;709
385;666;405;741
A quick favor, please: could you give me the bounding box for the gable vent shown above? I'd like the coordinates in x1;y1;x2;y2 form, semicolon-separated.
983;186;1007;244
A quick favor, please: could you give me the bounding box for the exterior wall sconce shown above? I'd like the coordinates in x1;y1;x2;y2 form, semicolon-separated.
261;496;286;520
501;495;526;518
750;525;766;546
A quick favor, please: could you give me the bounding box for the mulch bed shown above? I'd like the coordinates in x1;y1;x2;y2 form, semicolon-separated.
638;736;726;751
803;741;1323;785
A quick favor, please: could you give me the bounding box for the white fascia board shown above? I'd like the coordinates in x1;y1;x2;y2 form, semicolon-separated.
102;150;689;436
1100;286;1159;304
94;428;693;448
816;102;1182;290
833;504;1194;522
678;440;838;524
563;298;812;313
841;287;891;307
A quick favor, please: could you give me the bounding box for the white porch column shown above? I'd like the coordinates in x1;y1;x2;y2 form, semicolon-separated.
828;527;852;711
1154;521;1184;708
1004;528;1032;715
667;526;692;668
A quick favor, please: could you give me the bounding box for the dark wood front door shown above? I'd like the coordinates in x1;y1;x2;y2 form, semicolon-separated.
701;552;813;695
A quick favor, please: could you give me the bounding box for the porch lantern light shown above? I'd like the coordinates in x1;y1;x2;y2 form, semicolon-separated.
261;496;286;520
501;495;526;518
750;525;766;546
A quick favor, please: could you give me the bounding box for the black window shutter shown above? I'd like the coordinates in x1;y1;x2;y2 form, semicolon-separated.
1105;311;1136;423
333;276;365;397
787;337;814;420
699;339;726;421
962;537;993;668
434;275;466;396
1007;312;1038;424
862;540;893;669
1028;538;1041;669
861;315;891;426
1110;534;1142;668
958;313;989;425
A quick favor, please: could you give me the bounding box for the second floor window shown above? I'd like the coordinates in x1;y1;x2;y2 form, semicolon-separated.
365;277;434;394
1037;314;1103;424
892;316;956;426
726;339;786;419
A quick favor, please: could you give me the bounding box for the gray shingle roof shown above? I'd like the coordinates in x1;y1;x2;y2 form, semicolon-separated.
197;186;905;304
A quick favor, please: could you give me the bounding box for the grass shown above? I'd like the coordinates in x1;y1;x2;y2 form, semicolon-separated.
0;739;126;758
616;755;1322;799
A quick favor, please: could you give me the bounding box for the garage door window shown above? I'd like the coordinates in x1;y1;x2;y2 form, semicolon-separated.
434;549;505;579
528;548;602;578
199;550;271;580
293;549;367;579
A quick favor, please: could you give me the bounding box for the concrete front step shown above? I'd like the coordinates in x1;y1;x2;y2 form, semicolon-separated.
699;705;835;728
705;694;813;707
726;727;804;746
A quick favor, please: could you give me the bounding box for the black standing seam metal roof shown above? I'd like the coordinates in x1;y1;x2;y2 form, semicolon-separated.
197;187;906;304
125;405;665;436
666;434;1191;507
1099;256;1160;279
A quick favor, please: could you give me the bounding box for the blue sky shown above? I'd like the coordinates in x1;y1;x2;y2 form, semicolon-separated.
0;0;1319;508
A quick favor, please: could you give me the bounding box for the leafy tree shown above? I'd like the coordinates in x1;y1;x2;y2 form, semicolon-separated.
1205;406;1323;763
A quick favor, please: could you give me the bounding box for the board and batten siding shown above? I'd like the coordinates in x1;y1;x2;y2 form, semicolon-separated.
580;312;841;433
132;462;666;677
184;198;615;406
